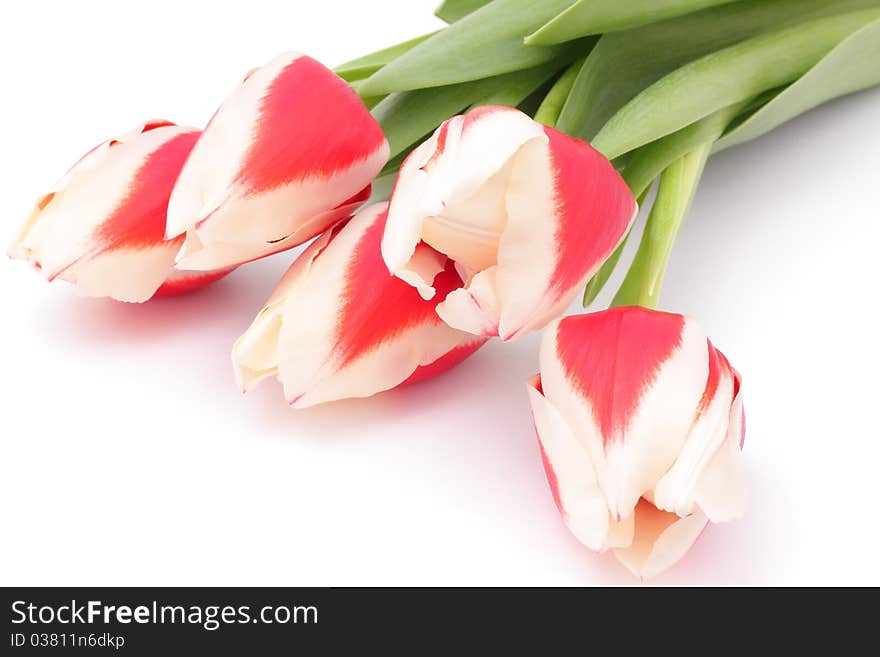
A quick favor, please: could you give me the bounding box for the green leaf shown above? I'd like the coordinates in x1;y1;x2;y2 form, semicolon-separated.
467;62;562;110
372;62;566;160
555;0;880;141
611;143;714;309
583;99;752;305
347;80;386;109
435;0;493;23
592;9;880;160
368;173;398;204
527;0;741;44
358;0;581;95
533;56;587;126
335;33;437;82
620;100;750;197
716;17;880;151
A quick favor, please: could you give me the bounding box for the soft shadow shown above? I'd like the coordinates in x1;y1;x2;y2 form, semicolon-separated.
25;254;294;348
243;336;542;447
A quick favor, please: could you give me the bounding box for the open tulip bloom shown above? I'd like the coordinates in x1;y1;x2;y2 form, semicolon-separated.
9;120;231;302
381;106;637;341
528;307;746;579
232;203;486;408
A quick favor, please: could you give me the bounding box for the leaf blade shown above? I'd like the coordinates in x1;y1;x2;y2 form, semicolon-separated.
716;17;880;150
527;0;741;45
358;0;579;95
335;33;437;82
435;0;493;23
592;9;880;159
555;0;880;142
372;62;567;160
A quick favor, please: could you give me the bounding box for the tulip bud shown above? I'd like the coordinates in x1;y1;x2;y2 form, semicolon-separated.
381;105;637;341
528;307;746;579
9;120;230;302
166;52;390;271
232;203;486;408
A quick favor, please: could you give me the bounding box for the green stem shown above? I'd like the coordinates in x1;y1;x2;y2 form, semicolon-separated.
533;56;587;126
611;142;712;310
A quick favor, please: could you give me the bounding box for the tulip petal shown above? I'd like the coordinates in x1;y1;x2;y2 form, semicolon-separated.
383;106;635;340
401;339;485;386
693;370;747;522
154;268;235;298
382;108;545;295
436;267;501;338
540;309;709;521
232;228;338;392
167;53;389;270
613;498;709;580
232;203;485;408
9;122;222;302
653;341;739;518
496;125;637;339
528;376;633;550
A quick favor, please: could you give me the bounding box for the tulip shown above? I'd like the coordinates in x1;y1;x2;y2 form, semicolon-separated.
232;203;486;408
527;307;746;579
165;52;390;271
9;120;230;302
381;105;637;341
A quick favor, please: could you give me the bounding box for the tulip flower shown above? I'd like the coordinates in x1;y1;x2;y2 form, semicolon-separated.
165;52;390;272
381;105;637;341
232;203;486;408
9;120;230;302
527;307;746;579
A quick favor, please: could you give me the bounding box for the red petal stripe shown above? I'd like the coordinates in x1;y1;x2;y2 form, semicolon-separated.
401;340;485;386
94;130;201;249
334;210;462;368
235;56;386;192
544;126;635;299
153;268;232;298
555;308;685;446
696;340;733;418
538;439;566;517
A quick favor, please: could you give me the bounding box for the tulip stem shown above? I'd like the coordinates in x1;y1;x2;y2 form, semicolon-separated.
533;56;587;127
611;141;712;310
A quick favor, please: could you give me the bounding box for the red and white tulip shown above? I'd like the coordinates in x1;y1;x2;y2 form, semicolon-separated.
528;307;746;579
165;52;389;271
381;105;637;341
9;120;229;302
232;202;486;408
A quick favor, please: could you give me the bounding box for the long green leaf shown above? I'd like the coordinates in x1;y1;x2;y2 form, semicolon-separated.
582;98;755;305
358;0;581;95
335;33;437;82
555;0;880;141
612;144;714;309
621;100;751;198
372;62;564;160
716;17;880;151
592;9;880;160
467;64;561;110
435;0;493;23
527;0;741;44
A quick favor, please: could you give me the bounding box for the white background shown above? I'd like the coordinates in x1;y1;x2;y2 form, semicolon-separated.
1;1;878;586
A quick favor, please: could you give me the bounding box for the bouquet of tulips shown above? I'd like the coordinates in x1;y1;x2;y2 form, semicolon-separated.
10;0;880;579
